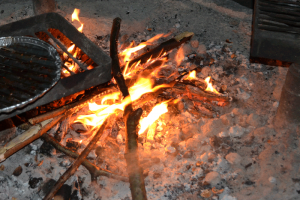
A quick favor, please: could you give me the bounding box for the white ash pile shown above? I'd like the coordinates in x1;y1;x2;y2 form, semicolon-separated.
0;34;296;200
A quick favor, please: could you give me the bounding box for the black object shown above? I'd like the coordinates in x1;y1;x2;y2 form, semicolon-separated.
274;63;300;127
0;36;61;113
0;12;111;121
232;0;254;9
251;0;300;63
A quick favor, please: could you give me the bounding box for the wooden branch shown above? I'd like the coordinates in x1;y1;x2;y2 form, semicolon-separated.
110;17;147;200
43;119;108;200
110;17;130;99
126;32;194;71
185;85;230;105
28;87;110;125
0;115;64;163
41;133;128;182
125;108;146;200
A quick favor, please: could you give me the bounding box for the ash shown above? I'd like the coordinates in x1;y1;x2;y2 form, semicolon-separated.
0;1;299;200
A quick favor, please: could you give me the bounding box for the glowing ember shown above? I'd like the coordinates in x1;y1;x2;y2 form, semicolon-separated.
205;76;220;94
138;101;168;135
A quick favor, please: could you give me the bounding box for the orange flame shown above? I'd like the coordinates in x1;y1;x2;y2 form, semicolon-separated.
205;76;220;94
184;70;197;80
138;101;168;135
75;77;171;127
175;46;184;66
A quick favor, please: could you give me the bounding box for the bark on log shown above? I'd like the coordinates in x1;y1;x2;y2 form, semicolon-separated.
41;133;128;182
0;115;63;163
126;32;194;71
43;119;108;200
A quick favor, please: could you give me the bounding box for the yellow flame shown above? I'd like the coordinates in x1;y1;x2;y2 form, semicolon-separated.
72;8;81;22
184;70;197;80
101;92;120;104
205;76;220;94
71;8;84;33
138;101;168;135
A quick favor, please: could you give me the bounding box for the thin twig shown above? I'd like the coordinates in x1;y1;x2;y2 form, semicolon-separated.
41;133;128;182
43;119;108;200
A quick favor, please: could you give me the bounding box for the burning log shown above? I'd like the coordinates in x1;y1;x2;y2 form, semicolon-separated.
126;32;194;70
110;18;147;200
43;119;108;200
41;133;128;182
0;115;63;162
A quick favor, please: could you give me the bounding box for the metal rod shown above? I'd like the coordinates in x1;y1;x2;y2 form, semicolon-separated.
46;30;88;71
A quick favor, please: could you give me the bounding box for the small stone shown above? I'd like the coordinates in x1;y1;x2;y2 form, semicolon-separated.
200;152;208;163
201;66;212;77
220;194;237;200
153;172;161;179
228;125;246;137
177;100;185;111
219;131;229;138
273;101;279;108
12;166;22;176
29;177;43;189
204;171;221;186
190;40;199;48
196;161;203;167
269;176;276;183
186;138;198;150
201;189;213;198
197;44;206;55
183;43;193;55
60;159;71;168
231;108;244;116
201;118;226;137
116;134;123;144
175;23;180;28
183;151;193;158
165;145;176;154
225;153;242;165
246;113;261;127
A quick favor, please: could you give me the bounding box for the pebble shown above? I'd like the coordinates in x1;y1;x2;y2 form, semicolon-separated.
228;125;246;137
246;113;261;127
183;43;193;55
200;152;208;163
165;145;176;154
204;171;221;186
12;166;22;177
269;176;276;183
175;23;180;28
225;153;242;165
116;134;123;144
220;194;237;200
190;40;199;48
273;101;279;108
197;44;207;55
201;66;212;77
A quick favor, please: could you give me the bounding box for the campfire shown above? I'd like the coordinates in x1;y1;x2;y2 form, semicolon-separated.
1;2;298;200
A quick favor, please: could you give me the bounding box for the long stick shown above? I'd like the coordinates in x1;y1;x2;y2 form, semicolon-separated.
0;115;64;163
41;133;128;182
110;17;147;200
126;32;194;71
43;119;108;200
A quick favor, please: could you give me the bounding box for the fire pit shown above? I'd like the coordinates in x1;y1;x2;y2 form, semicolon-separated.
0;1;299;200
